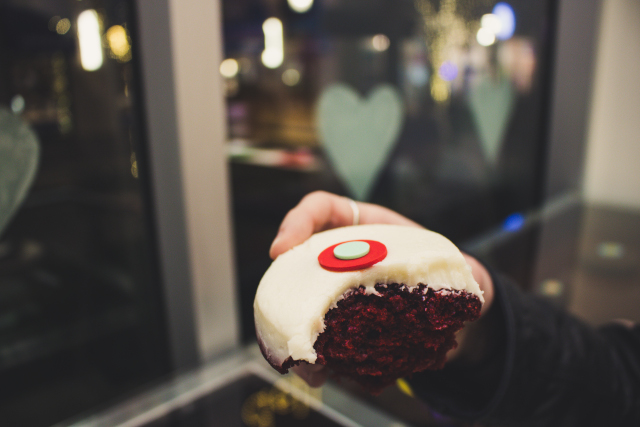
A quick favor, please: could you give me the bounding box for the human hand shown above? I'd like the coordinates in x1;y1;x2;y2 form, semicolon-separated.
269;191;421;259
269;191;494;386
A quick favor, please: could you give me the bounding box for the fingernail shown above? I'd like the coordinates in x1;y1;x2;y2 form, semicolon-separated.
270;229;284;252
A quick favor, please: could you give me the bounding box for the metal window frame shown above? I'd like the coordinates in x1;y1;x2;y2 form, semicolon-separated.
544;0;603;199
135;0;239;370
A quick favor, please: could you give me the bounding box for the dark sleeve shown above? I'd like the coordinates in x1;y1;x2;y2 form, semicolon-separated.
407;271;640;426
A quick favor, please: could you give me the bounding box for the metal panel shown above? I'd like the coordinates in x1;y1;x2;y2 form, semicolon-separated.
533;0;603;319
135;0;199;369
544;0;603;199
166;0;240;361
135;0;239;369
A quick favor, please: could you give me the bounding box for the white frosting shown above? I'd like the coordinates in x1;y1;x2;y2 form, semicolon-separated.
253;224;483;367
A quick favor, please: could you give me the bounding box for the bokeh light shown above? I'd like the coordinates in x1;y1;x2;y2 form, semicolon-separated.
493;2;516;40
597;242;624;259
371;34;390;52
220;58;239;78
11;95;25;114
106;25;132;62
503;212;525;232
498;39;536;92
77;10;103;71
481;13;502;35
476;27;496;46
438;61;458;81
56;18;71;35
539;279;564;297
431;77;450;102
282;68;301;86
287;0;313;13
261;18;284;69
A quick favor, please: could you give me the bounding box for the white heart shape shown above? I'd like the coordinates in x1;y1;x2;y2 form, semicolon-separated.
0;109;40;237
317;83;404;201
468;77;515;166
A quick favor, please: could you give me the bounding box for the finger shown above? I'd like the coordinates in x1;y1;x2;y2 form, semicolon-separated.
292;363;328;388
269;191;422;259
269;192;353;259
462;254;494;316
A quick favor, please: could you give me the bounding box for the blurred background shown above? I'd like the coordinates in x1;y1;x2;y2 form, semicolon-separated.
0;0;638;426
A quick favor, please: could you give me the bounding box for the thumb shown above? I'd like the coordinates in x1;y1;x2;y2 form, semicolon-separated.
269;207;316;259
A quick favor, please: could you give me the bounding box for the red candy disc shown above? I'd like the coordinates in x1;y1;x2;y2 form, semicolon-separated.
318;240;387;272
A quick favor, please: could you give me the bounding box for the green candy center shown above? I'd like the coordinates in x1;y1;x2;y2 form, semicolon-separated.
333;241;370;260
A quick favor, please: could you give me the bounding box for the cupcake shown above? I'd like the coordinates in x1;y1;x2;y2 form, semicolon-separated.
254;224;483;393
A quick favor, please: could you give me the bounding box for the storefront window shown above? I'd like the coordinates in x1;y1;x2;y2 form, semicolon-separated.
0;1;171;425
222;0;557;340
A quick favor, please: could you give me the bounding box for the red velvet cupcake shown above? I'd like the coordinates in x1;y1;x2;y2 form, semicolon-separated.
254;225;483;393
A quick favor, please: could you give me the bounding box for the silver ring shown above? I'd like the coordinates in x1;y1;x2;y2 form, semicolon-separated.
346;198;360;226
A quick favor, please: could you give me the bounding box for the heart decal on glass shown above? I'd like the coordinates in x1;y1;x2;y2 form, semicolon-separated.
468;76;515;166
316;83;404;201
0;109;40;237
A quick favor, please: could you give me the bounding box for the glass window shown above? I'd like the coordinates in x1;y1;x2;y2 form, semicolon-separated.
221;0;557;340
0;1;171;425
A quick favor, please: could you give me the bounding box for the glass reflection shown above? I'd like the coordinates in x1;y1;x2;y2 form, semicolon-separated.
0;0;170;425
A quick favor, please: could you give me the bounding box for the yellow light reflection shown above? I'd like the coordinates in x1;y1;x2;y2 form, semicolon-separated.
262;18;284;69
106;25;132;62
539;279;564;297
414;0;468;98
396;378;415;397
240;385;309;427
77;10;103;71
56;18;71;35
220;58;239;78
431;76;450;103
130;152;139;178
